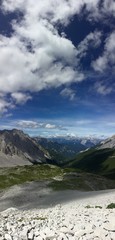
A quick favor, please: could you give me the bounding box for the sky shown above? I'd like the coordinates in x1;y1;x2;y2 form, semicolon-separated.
0;0;115;138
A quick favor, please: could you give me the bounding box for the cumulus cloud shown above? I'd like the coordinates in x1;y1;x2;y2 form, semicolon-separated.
60;88;76;100
0;0;114;113
0;0;84;95
1;0;100;25
0;0;91;115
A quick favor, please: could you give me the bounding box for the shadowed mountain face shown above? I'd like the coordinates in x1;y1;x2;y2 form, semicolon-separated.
34;137;101;164
0;129;51;167
66;140;115;180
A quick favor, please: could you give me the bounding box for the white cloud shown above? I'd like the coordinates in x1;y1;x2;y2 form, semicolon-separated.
60;88;76;100
0;1;87;114
0;99;9;114
17;120;39;129
103;0;115;17
85;0;115;21
76;31;102;59
0;0;86;111
0;98;14;115
0;0;114;114
11;92;32;104
92;57;107;72
45;124;57;129
1;0;100;25
92;31;115;72
44;123;66;130
16;120;65;130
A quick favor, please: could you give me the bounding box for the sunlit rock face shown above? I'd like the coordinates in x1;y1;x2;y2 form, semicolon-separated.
0;129;51;167
99;135;115;149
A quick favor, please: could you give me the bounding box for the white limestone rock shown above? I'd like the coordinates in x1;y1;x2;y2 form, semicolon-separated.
4;233;12;240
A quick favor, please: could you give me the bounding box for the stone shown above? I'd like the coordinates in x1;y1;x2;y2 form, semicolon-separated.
109;232;115;240
28;230;34;240
57;233;68;240
68;224;74;230
34;237;42;240
74;230;87;238
4;233;12;240
103;223;115;232
60;227;68;233
39;231;46;239
0;237;4;240
46;231;55;239
19;229;28;239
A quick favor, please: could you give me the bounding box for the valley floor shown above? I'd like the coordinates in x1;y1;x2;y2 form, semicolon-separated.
0;183;115;239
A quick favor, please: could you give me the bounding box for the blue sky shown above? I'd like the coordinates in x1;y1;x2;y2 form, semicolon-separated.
0;0;115;137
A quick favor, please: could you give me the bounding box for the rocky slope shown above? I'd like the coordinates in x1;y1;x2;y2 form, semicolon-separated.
0;129;51;167
0;190;115;240
98;135;115;149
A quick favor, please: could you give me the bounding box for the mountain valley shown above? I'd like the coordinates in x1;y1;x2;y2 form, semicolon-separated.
34;136;101;164
0;130;115;191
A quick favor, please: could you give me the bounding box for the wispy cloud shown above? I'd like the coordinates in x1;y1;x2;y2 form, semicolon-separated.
94;82;113;95
16;120;66;130
76;31;102;60
92;31;115;72
0;97;14;115
60;88;76;101
0;116;114;137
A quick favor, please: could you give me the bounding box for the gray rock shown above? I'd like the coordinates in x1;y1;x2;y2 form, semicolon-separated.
4;233;12;240
0;129;51;167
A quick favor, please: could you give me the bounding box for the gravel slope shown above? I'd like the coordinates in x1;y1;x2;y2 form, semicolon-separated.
0;181;114;211
0;152;32;167
0;186;115;240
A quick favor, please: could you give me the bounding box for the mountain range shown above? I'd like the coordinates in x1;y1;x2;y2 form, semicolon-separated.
34;136;101;164
0;129;115;192
0;129;115;181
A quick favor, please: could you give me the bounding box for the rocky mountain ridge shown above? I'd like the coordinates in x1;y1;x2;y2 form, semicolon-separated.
0;129;51;167
98;135;115;149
